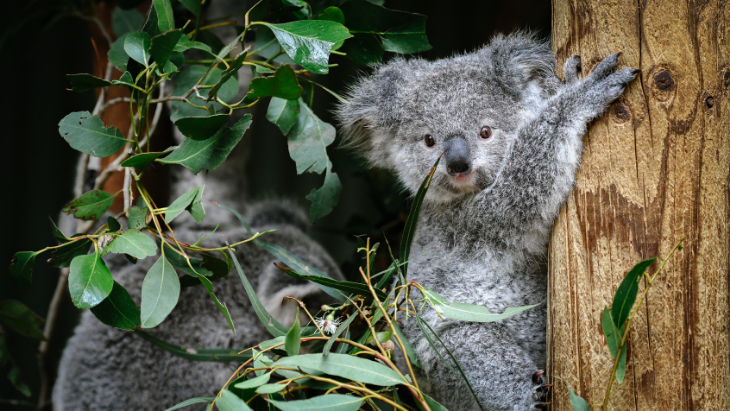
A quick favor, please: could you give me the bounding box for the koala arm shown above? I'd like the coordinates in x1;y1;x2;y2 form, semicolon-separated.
477;54;638;247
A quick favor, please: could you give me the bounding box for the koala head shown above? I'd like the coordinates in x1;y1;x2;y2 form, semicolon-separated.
337;33;557;203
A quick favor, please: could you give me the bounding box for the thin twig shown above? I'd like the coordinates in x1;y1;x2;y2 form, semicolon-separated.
98;96;131;114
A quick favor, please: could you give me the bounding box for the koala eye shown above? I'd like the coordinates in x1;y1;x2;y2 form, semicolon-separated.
479;126;492;139
424;134;435;147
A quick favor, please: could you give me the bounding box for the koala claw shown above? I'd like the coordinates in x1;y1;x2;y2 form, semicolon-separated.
532;384;552;401
531;402;550;410
532;370;545;385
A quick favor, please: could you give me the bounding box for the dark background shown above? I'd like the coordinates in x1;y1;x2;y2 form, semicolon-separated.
0;0;550;408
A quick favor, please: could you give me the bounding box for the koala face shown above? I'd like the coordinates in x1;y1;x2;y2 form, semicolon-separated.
338;33;557;204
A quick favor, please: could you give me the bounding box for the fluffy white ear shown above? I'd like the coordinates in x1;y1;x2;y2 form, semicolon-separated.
482;32;556;101
336;61;409;169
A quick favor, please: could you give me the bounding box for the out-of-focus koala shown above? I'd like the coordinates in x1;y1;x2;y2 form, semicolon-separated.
337;32;639;410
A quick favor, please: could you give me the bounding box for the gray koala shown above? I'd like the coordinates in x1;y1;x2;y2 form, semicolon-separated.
337;33;639;411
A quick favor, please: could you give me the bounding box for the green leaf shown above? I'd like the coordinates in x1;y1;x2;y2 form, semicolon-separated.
59;111;127;157
189;186;205;222
164;397;214;411
611;258;657;329
108;33;130;71
257;21;352;74
125;31;152;65
112;6;144;37
174;114;230;140
50;217;70;242
112;71;136;87
174;35;213;54
128;205;148;229
420;286;538;322
269;395;364;411
140;255;180;328
135;330;250;362
400;155;440;277
340;33;383;65
323;313;356;356
121;151;171;170
616;341;627;383
340;0;430;54
283;0;311;20
274;353;405;386
0;300;45;340
159;114;252;174
246;64;303;100
287;99;336;175
142;4;161;37
152;0;174;32
90;281;141;331
6;359;31;397
62;190;116;220
422;393;449;411
150;29;183;67
169;66;238;121
233;373;270;390
279;266;386;301
318;7;345;25
209;50;247;100
178;0;201;16
285;307;301;356
66;73;112;93
51;239;92;268
601;307;621;360
226;242;290;337
165;186;203;223
102;230;157;259
107;216;122;232
256;383;287;394
216;389;253;411
557;378;590;411
392;321;420;368
68;251;114;309
9;252;37;288
266;97;300;135
306;163;341;221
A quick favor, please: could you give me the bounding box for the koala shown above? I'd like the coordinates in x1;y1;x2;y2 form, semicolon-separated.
337;32;639;411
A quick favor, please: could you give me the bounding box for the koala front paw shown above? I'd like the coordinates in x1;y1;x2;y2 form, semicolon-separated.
570;53;640;118
530;370;551;410
563;55;581;85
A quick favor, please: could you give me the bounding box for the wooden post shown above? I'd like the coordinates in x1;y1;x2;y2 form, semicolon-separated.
548;1;730;409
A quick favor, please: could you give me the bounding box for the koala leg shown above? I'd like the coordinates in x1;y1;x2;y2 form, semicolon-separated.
563;55;581;85
405;315;544;411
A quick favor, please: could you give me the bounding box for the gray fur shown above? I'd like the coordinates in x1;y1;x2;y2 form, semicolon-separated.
338;33;637;410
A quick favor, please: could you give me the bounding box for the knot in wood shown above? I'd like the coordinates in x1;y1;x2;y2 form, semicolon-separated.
612;104;631;123
705;96;715;109
653;70;675;90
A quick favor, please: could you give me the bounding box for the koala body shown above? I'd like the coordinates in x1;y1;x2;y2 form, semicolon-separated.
338;33;638;410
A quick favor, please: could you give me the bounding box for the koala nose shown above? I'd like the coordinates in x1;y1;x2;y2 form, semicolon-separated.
445;137;471;176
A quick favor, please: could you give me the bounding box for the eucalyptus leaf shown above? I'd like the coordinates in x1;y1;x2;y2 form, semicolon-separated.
616;341;627;383
274;353;405;386
66;73;111;93
306;163;341;221
233;373;270;390
9;251;37;288
159;114;252;174
257;21;351;74
135;330;250;362
59;111;127;158
142;4;161;37
112;71;136;87
140;255;180;328
323;313;356;356
216;389;253;411
174;114;230;140
266;97;300;135
150;29;183;66
174;35;213;54
255;383;287;394
601;307;621;359
62;190;115;220
128;205;148;229
559;379;590;411
209;51;247;100
392;321;420;368
611;258;656;329
287;99;336;175
178;0;201;16
269;394;364;411
318;7;345;25
68;251;114;309
102;230;157;259
51;238;92;268
279;265;385;300
400;155;440;277
165;186;202;223
164;397;214;411
107;216;122;232
125;31;152;65
340;33;383;65
285;307;301;356
152;0;174;32
121;151;171;170
246;64;302;100
90;281;141;331
108;33;130;71
0;300;45;340
112;6;144;37
420;286;538;322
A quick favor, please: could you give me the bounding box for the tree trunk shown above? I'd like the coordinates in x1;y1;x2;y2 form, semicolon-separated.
548;1;730;410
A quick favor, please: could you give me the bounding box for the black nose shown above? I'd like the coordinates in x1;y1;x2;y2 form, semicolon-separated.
445;137;471;176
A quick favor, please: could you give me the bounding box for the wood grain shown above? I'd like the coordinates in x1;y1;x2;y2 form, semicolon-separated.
549;0;730;409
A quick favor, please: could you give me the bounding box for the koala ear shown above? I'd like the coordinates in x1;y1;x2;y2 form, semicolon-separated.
336;61;408;169
485;32;556;101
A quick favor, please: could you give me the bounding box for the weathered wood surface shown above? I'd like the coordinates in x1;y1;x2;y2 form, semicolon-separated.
548;0;730;409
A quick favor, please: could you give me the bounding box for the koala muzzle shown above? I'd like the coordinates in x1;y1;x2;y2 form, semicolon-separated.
445;137;471;176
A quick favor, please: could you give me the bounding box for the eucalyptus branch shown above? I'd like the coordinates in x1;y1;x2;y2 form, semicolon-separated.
98;96;132;114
